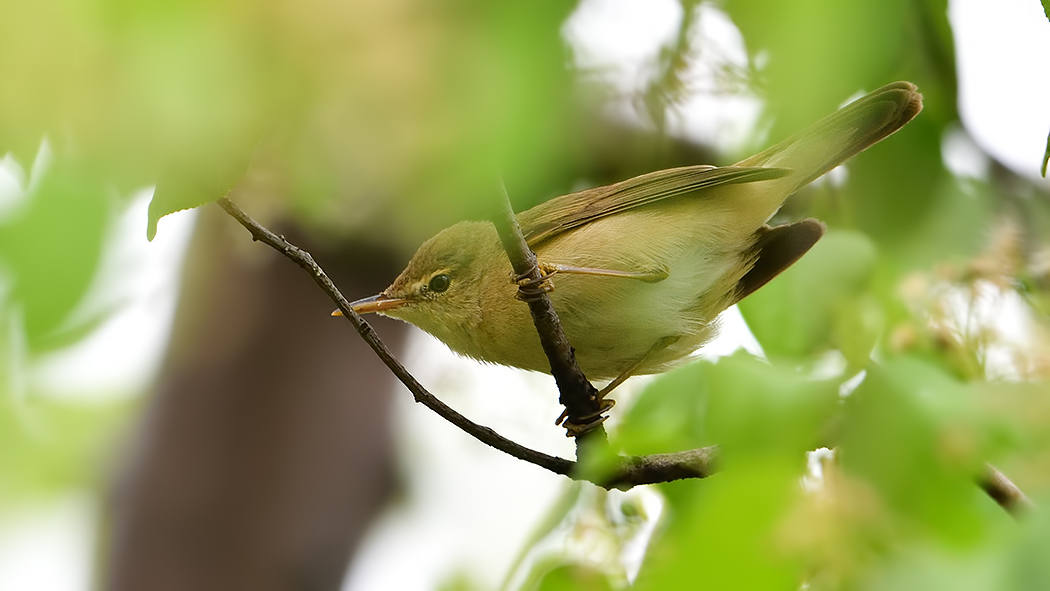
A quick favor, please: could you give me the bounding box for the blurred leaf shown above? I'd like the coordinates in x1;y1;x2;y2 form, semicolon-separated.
855;506;1050;590
973;380;1050;492
438;571;482;591
636;467;803;591
501;484;585;590
527;561;615;591
1042;0;1050;23
890;174;992;269
1041;126;1049;177
0;0;583;247
1008;506;1050;589
0;396;130;509
615;355;837;590
738;230;877;359
722;0;913;142
147;142;254;240
0;157;110;351
613;362;713;457
844;114;949;251
862;543;1001;591
913;0;958;110
617;353;837;459
704;353;839;462
834;293;884;370
838;357;992;545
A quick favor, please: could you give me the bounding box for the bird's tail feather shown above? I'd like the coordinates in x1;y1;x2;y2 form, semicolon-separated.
736;81;923;195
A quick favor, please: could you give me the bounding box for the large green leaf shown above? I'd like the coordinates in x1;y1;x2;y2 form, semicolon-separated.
0;158;109;351
738;230;877;359
838;357;992;544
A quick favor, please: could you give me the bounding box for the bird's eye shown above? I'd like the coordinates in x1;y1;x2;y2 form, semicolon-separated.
428;273;451;293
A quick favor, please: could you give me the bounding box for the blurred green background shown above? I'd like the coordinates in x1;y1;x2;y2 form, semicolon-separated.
2;0;1050;589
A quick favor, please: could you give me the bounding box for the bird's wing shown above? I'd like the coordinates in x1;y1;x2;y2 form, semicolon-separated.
519;165;791;247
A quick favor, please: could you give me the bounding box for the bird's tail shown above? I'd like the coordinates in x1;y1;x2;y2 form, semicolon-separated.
736;81;923;196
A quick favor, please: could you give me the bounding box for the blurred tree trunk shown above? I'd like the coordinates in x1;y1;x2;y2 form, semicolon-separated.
103;206;407;591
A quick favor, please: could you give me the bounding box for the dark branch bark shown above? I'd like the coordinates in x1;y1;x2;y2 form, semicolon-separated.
216;198;575;476
979;463;1034;517
213;197;722;488
215;197;1032;516
606;446;720;488
490;181;609;443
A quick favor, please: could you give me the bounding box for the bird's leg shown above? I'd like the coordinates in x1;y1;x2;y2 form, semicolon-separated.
597;335;679;399
548;263;669;283
556;336;679;435
517;262;668;301
527;263;668;284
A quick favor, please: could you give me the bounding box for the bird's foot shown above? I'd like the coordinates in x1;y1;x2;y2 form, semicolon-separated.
514;262;559;301
556;397;615;437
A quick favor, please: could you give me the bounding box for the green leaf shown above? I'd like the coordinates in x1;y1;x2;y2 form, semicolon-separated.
838;357;991;545
834;293;885;370
531;562;615;591
721;0;916;144
705;353;839;462
738;230;877;359
146;137;256;240
1041;125;1049;177
612;362;714;457
147;173;231;241
635;465;804;591
0;396;131;508
862;543;1002;591
616;353;838;462
1008;507;1050;588
0;160;109;350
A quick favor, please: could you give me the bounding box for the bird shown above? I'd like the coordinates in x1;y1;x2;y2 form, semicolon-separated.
342;81;922;400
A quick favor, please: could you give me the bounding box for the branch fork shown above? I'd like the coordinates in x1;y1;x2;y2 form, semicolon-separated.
215;196;1033;513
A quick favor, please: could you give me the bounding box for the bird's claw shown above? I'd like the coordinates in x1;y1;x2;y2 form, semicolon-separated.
556;397;616;437
515;262;558;301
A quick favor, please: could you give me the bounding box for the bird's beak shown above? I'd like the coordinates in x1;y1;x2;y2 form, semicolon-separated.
331;293;409;316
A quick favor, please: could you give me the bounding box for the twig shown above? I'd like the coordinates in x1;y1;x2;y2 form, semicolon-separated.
214;197;1032;516
605;446;719;488
216;197;573;475
490;181;609;443
979;463;1034;517
215;197;717;487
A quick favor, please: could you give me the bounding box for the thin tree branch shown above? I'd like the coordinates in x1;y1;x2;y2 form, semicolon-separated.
216;197;573;476
979;463;1034;517
605;446;719;488
490;180;609;443
215;197;719;487
214;197;1032;517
